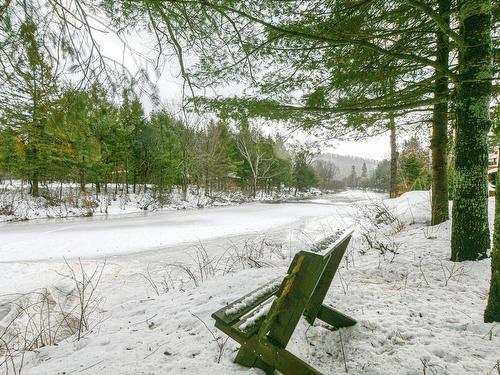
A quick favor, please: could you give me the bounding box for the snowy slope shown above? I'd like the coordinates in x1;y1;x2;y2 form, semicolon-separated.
2;191;499;375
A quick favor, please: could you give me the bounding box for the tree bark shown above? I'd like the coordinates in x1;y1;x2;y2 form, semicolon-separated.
451;0;493;261
431;0;450;225
485;155;500;322
125;158;129;194
182;180;188;200
79;168;85;192
389;113;398;198
30;176;39;197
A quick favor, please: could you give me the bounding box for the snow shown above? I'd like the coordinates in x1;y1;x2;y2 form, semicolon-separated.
383;190;433;224
239;297;276;331
0;183;237;223
1;190;499;375
224;277;281;317
308;229;350;255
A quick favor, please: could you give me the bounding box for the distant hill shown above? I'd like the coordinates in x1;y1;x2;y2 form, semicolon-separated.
316;153;380;179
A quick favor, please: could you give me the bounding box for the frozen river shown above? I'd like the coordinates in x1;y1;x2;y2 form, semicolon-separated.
0;190;384;298
0;191;383;262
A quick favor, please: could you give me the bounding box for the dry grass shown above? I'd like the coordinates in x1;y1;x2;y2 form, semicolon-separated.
0;260;106;374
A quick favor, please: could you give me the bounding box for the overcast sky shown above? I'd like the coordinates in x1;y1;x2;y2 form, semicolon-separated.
97;29;391;161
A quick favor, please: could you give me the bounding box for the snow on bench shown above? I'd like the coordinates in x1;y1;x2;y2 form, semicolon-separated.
238;296;276;331
306;229;349;255
224;278;282;317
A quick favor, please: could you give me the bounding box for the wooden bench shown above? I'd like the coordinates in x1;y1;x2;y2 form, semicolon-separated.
211;229;356;375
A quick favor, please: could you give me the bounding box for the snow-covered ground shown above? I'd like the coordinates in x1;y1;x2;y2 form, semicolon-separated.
1;190;499;374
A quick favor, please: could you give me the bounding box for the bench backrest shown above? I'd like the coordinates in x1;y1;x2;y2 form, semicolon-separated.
211;229;356;375
257;230;353;346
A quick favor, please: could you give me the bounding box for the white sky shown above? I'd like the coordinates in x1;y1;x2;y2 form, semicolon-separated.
324;135;391;160
96;29;390;161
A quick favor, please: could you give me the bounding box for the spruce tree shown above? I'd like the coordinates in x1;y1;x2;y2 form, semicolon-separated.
0;20;59;196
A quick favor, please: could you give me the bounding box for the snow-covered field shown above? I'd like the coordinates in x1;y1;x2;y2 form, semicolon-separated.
1;190;499;374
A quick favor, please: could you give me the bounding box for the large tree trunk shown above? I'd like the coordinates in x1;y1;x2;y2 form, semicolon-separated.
431;0;450;225
389;114;398;198
485;156;500;322
451;0;493;261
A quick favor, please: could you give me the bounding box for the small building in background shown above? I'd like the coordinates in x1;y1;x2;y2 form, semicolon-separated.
488;148;498;197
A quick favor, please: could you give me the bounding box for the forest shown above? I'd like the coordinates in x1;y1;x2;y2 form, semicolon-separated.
0;76;433;201
0;1;440;204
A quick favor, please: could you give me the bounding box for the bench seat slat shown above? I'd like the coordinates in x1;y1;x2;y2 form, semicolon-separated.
211;276;283;325
231;296;276;338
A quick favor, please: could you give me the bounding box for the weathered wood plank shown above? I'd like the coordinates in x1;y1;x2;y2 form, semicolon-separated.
304;231;353;325
265;253;325;350
257;256;306;339
316;304;357;328
240;336;324;375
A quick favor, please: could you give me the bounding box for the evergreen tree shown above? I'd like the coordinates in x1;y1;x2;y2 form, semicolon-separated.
399;137;431;192
199;121;236;195
430;0;451;225
484;160;500;322
52;89;102;191
484;104;500;322
0;21;59;196
361;162;368;178
450;0;494;261
347;165;358;188
292;149;318;193
369;159;391;191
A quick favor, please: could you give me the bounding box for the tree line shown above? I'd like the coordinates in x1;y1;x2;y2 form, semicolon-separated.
0;86;321;199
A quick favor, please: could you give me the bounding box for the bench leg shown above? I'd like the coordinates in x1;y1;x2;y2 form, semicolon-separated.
316;305;356;328
235;345;276;374
235;338;323;375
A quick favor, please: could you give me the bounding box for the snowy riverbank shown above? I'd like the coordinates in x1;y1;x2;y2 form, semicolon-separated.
1;191;498;374
0;181;325;222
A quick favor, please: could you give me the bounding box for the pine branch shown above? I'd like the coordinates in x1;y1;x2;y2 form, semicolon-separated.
405;0;462;47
